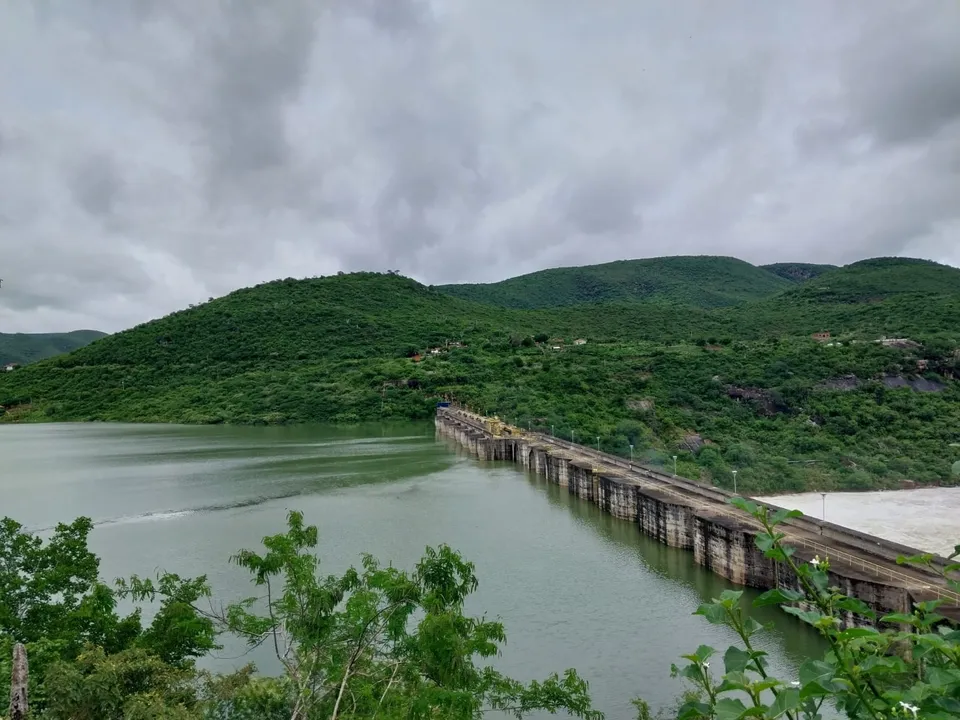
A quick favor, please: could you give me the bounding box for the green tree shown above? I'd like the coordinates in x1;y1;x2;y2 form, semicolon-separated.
655;499;960;720
221;510;601;719
0;516;216;711
42;647;200;720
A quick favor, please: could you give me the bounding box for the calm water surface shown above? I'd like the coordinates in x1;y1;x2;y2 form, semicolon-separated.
1;422;824;717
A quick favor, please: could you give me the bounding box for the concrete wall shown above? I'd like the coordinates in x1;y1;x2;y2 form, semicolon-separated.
435;411;918;622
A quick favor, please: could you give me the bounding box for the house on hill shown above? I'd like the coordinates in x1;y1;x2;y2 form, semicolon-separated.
812;331;831;342
573;338;587;346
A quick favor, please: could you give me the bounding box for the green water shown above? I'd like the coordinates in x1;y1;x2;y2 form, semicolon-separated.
0;421;824;717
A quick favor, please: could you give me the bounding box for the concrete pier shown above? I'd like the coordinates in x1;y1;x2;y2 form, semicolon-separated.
436;407;960;624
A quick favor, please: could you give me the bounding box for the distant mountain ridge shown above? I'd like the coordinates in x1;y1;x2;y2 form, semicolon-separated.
0;330;107;366
438;255;795;309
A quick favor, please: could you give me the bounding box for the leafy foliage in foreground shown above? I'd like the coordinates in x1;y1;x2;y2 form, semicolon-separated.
0;330;106;366
653;498;960;720
0;516;216;714
2;259;959;492
4;507;960;718
438;255;794;309
0;512;598;719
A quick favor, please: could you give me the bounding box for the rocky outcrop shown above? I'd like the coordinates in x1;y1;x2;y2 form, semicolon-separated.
882;375;946;392
725;385;790;416
815;375;860;392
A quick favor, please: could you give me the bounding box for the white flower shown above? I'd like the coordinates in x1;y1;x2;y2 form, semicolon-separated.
899;701;919;718
790;681;800;687
701;661;710;669
810;555;822;568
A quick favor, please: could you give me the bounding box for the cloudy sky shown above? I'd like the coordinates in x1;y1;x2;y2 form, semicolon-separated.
1;1;958;333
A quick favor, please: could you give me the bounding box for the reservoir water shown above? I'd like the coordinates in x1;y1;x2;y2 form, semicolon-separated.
1;422;824;717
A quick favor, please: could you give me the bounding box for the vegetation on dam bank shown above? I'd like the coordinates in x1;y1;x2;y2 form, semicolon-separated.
1;256;959;494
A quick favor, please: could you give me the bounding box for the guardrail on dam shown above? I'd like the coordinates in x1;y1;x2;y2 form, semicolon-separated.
435;406;960;624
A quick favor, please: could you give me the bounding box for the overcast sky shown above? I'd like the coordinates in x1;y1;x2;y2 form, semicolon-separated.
1;1;958;333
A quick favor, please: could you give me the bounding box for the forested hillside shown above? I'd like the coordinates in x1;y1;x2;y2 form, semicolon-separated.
438;256;794;309
2;259;959;493
0;329;106;365
761;262;837;283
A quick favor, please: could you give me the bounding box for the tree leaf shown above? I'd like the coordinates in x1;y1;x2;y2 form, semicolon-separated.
769;508;803;526
724;646;752;674
753;587;804;607
770;687;800;718
782;606;823;626
714;697;749;720
695;602;727;625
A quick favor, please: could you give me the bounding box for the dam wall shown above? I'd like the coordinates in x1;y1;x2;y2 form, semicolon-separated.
436;409;959;622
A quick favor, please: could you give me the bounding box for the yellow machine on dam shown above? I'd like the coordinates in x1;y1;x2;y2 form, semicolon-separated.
484;416;520;437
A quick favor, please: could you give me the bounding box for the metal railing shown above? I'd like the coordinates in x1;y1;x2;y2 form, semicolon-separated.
789;537;960;602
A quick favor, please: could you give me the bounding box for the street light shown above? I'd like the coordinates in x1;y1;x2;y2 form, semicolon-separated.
629;444;634;462
596;436;601;452
820;492;827;522
732;470;738;494
672;455;678;476
551;424;555;436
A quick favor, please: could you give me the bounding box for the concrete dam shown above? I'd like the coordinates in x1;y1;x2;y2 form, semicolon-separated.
436;406;960;623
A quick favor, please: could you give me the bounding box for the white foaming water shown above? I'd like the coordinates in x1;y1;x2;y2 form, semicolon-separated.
757;487;960;557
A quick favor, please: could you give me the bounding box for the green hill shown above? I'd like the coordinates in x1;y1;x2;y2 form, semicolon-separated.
0;330;107;366
438;256;794;309
784;257;960;303
2;260;959;493
761;262;837;283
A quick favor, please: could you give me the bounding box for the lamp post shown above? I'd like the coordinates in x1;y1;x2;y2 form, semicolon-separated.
629;444;634;463
596;436;600;452
551;424;555;436
732;470;738;495
821;492;827;522
672;455;678;476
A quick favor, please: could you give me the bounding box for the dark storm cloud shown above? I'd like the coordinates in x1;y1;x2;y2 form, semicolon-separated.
555;165;644;237
842;5;960;146
196;1;318;207
0;0;958;333
70;153;122;217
